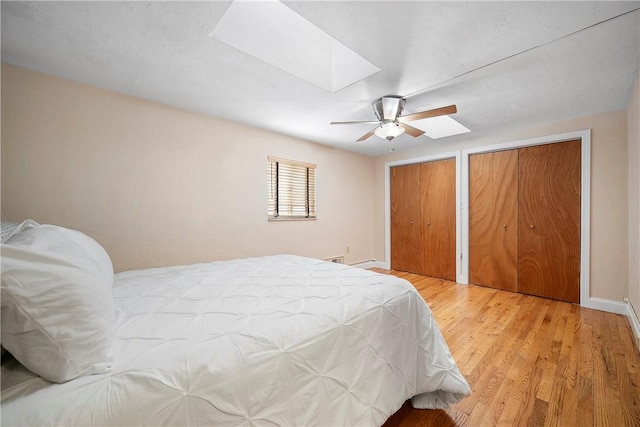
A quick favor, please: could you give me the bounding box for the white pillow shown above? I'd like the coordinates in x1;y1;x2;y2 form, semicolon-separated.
1;221;115;383
1;221;21;242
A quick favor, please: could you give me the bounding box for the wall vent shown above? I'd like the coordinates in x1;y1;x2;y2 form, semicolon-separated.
324;256;344;264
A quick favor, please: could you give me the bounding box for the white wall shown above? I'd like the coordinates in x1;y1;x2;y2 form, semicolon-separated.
1;64;375;272
374;110;629;303
628;74;640;316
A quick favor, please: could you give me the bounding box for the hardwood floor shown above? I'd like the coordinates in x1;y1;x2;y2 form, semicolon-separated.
376;269;640;427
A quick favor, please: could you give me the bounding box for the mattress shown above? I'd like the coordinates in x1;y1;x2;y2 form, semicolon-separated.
1;254;470;426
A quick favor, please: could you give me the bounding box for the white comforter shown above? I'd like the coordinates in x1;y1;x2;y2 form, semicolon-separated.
1;255;469;426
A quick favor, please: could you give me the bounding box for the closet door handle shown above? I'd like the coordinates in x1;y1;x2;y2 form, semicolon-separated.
530;224;535;229
503;224;507;229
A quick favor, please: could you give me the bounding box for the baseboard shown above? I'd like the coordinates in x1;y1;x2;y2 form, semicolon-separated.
374;261;390;270
349;260;376;269
586;297;628;315
350;260;390;270
624;298;640;350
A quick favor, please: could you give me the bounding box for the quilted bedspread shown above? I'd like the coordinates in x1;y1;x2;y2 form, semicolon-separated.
1;255;470;426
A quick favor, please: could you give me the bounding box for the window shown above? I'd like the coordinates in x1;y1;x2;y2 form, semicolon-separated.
267;156;316;220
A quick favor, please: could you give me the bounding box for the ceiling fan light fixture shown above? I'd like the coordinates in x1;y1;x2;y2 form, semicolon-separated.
375;122;405;140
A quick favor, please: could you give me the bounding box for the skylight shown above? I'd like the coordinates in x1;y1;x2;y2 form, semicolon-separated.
410;115;471;139
210;0;380;92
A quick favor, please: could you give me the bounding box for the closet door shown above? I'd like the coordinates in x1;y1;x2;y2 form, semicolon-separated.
420;159;456;281
469;150;518;291
518;140;581;303
391;163;422;272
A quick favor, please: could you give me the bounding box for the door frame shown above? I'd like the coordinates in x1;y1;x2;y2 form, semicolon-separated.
384;151;461;279
460;130;591;307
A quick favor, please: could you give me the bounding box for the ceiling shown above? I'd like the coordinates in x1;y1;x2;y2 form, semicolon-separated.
2;1;639;157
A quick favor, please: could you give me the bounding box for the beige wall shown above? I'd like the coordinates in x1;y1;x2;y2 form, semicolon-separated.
1;63;634;305
1;64;375;272
628;75;640;314
374;110;629;302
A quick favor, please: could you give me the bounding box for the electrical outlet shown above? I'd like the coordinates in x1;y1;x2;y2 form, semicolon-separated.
346;246;350;254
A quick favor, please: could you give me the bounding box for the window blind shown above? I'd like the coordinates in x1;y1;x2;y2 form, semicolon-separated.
268;157;316;219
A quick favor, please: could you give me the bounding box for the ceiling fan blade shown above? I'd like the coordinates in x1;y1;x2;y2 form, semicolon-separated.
330;120;381;125
356;128;378;142
399;123;425;137
399;104;457;122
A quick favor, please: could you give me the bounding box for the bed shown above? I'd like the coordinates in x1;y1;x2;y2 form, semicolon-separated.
1;220;470;426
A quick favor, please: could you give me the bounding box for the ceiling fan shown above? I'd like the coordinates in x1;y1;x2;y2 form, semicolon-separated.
330;95;457;142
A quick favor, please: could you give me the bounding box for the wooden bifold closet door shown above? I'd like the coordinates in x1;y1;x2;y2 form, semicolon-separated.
518;141;581;303
469;140;581;304
469;150;518;291
391;159;456;281
420;159;456;280
390;163;422;273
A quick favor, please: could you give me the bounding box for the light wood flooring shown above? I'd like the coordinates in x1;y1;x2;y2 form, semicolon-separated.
376;269;640;427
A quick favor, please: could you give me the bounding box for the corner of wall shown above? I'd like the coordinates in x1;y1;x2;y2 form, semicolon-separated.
627;73;640;331
625;298;640;350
